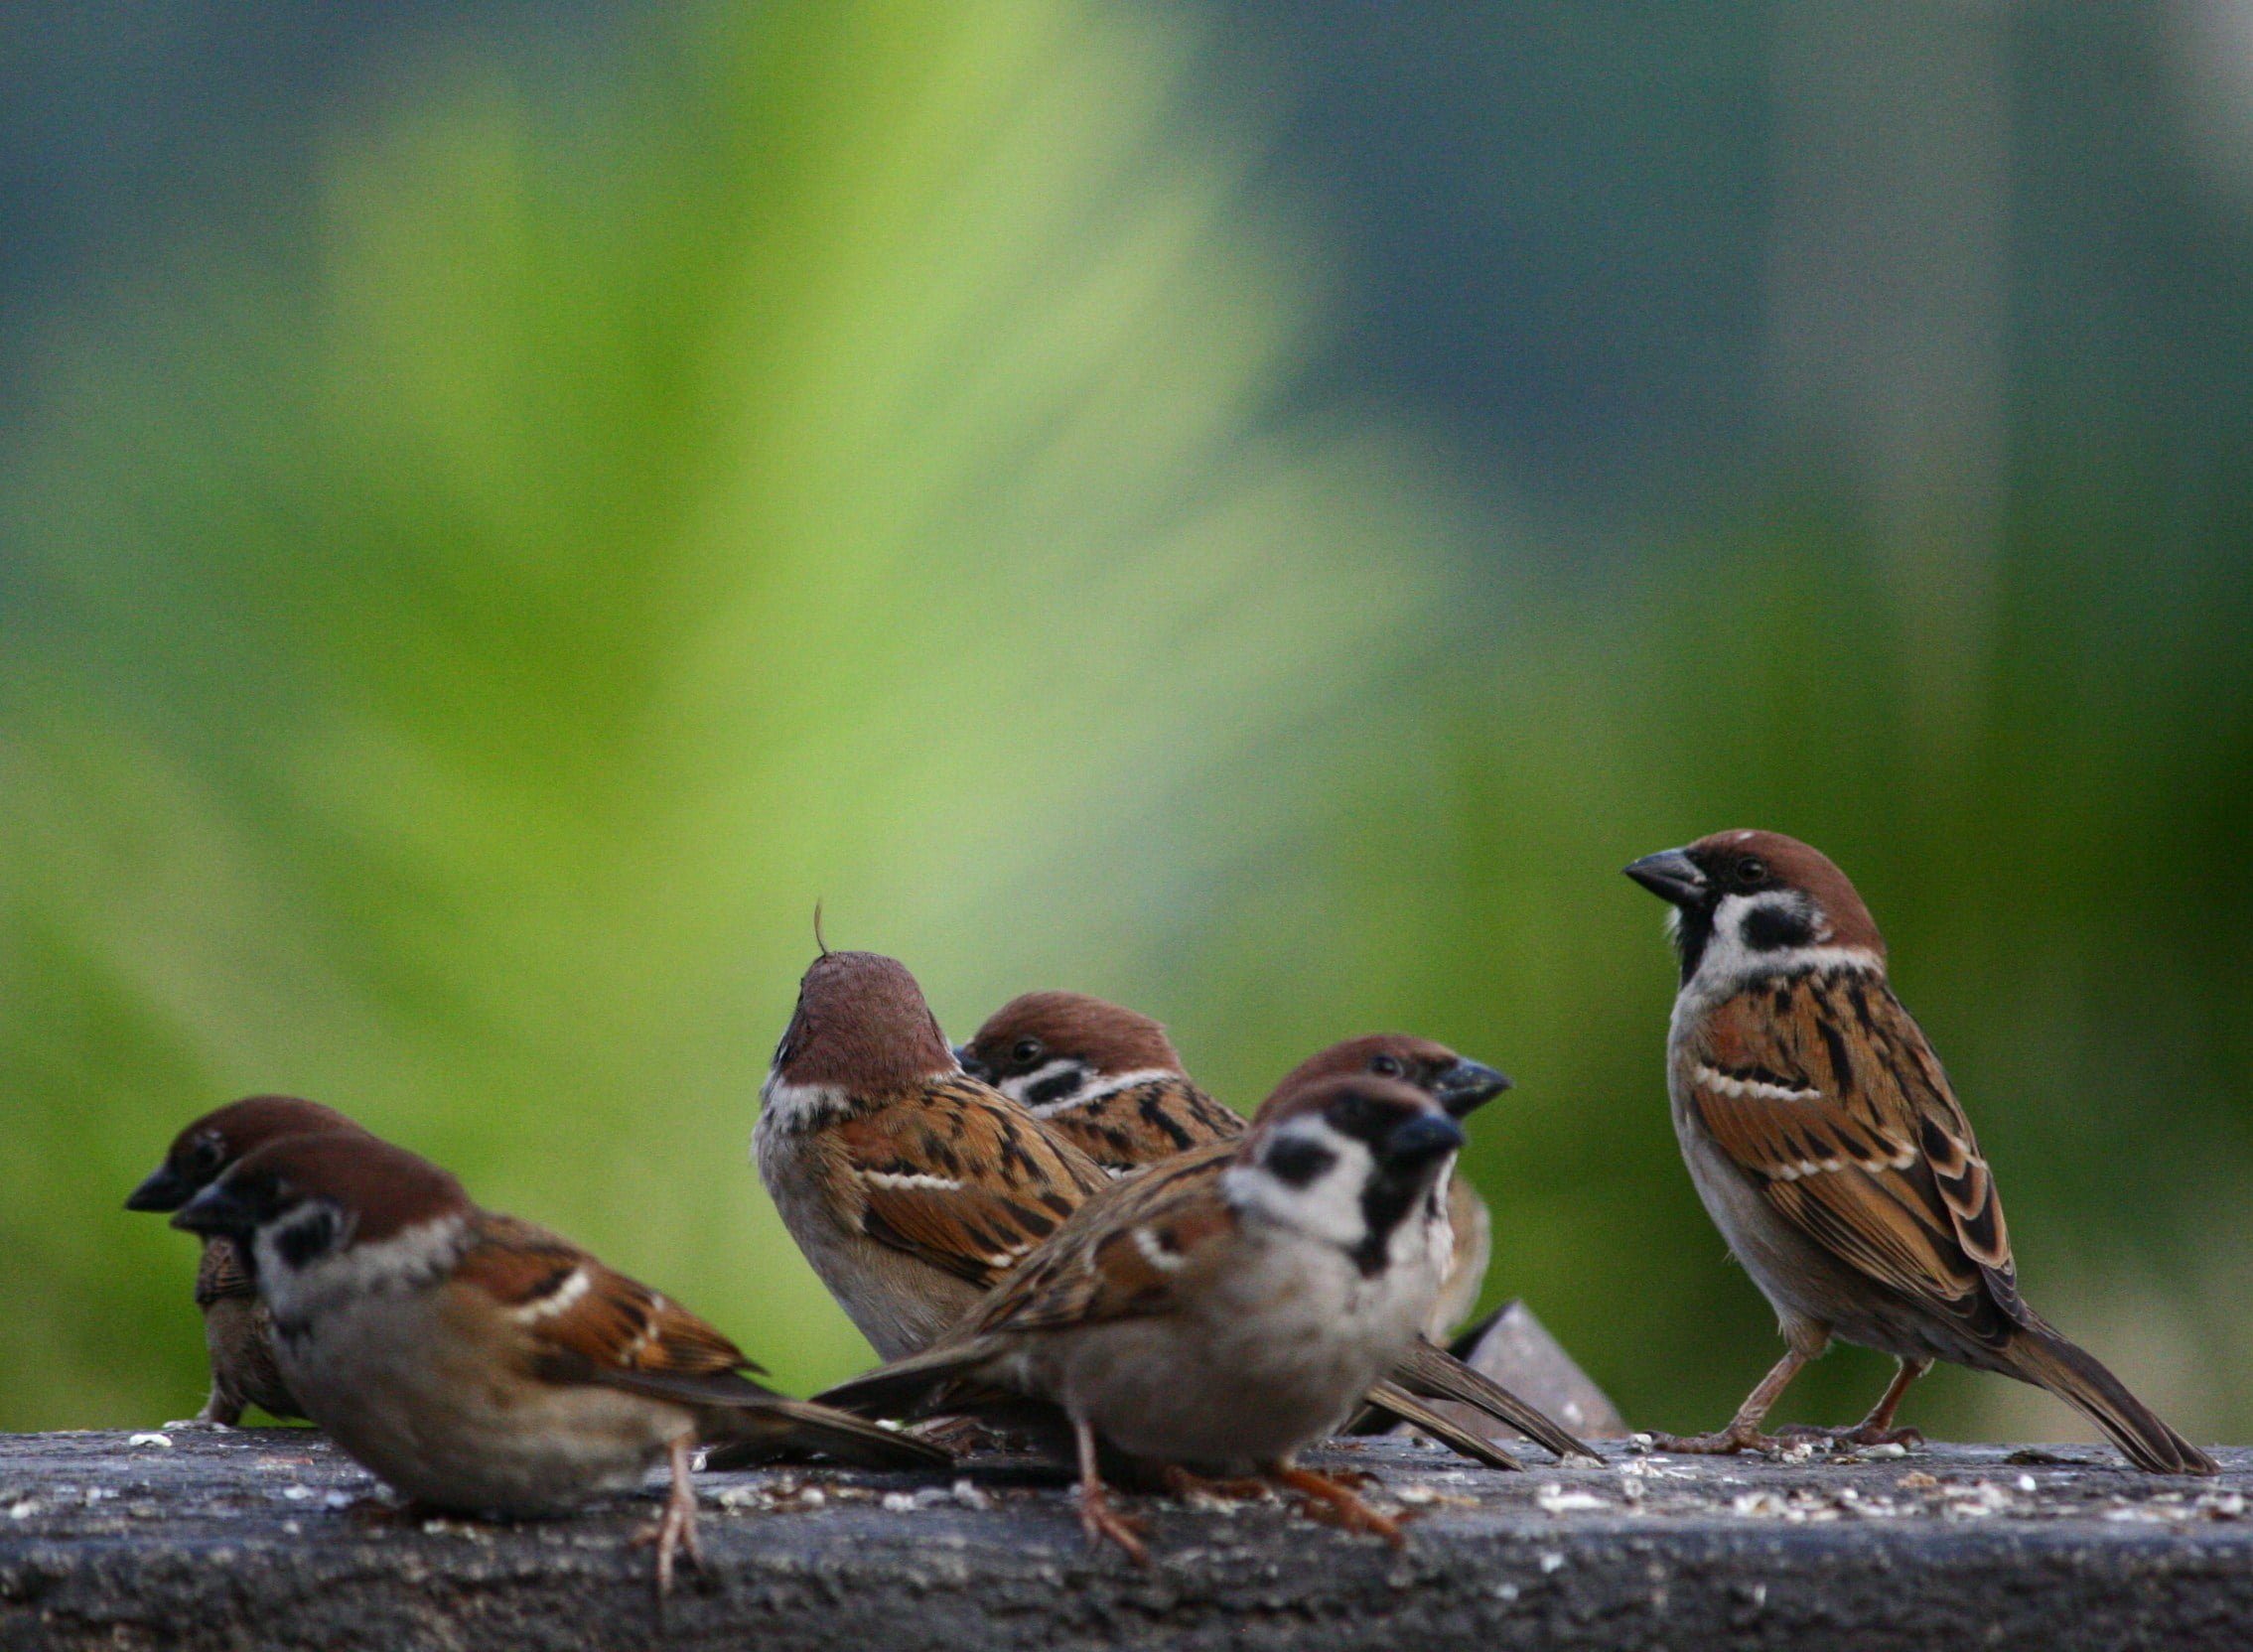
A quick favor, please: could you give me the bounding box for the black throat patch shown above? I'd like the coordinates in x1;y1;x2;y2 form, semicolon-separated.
1350;1164;1440;1278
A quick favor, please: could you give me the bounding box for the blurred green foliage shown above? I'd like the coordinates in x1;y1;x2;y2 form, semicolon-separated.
4;0;2251;1453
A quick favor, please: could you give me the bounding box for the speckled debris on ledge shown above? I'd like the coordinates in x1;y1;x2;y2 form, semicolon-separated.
1;1429;2248;1651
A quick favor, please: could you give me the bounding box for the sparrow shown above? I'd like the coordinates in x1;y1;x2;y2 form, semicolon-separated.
125;1094;373;1425
959;995;1503;1340
761;958;1579;1466
1264;1034;1509;1342
819;1074;1472;1562
953;991;1241;1171
1625;829;2216;1474
170;1131;950;1594
752;949;1115;1362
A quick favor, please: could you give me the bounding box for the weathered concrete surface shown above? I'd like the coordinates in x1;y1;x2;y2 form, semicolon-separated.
1;1429;2248;1651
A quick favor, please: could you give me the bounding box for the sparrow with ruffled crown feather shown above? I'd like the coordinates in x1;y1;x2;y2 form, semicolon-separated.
757;957;1589;1467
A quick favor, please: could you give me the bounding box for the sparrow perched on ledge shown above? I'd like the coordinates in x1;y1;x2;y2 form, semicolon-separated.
752;951;1114;1361
172;1131;948;1594
125;1095;372;1425
819;1075;1471;1561
1625;829;2216;1475
959;995;1503;1341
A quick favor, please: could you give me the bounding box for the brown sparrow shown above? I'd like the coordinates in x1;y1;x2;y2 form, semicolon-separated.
752;950;1114;1362
819;1074;1472;1561
1626;829;2216;1474
171;1131;950;1594
1264;1034;1507;1341
959;995;1502;1340
125;1094;372;1425
953;991;1241;1171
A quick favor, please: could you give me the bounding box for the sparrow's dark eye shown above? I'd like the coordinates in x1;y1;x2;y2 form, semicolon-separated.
1368;1053;1403;1078
1012;1037;1044;1065
1737;856;1768;885
190;1136;225;1172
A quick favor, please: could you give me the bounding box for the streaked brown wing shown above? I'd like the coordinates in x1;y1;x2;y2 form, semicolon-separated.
838;1075;1112;1289
1043;1075;1244;1172
1691;970;2021;1342
456;1213;768;1402
968;1142;1240;1334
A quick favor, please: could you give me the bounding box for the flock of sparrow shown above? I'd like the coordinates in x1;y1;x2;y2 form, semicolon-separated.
120;829;2217;1595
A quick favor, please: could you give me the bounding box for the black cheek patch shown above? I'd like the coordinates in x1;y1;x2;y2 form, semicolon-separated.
1673;908;1716;983
273;1207;339;1271
1743;903;1815;952
1265;1138;1338;1188
1024;1065;1087;1108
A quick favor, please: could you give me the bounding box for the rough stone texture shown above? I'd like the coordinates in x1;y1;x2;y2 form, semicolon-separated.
1;1429;2248;1650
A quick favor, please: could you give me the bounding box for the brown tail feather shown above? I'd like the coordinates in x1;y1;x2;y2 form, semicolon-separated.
699;1395;953;1472
1390;1339;1599;1462
811;1338;1003;1422
2007;1329;2216;1476
1362;1382;1524;1471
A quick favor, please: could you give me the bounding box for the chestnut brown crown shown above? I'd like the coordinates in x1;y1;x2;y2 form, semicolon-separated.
1625;828;1887;979
126;1094;372;1213
1260;1034;1511;1123
771;949;957;1093
955;991;1185;1086
173;1132;473;1250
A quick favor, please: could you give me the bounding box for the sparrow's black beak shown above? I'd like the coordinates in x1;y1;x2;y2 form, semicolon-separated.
1624;847;1708;907
1432;1058;1511;1119
125;1162;194;1213
1382;1111;1467;1168
171;1179;260;1241
952;1043;991;1081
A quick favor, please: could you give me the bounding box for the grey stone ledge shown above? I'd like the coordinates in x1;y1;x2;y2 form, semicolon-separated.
0;1429;2247;1650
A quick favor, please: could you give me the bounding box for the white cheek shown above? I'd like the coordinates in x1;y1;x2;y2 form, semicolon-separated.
261;1214;466;1322
758;1075;850;1131
1682;892;1881;1010
1227;1126;1372;1249
999;1058;1083;1111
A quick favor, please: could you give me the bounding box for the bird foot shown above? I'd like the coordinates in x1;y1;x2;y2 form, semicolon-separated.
1161;1467;1270;1504
631;1502;703;1600
1772;1423;1924;1450
1077;1481;1151;1566
633;1452;704;1601
1267;1465;1408;1549
1644;1427;1782;1456
918;1416;1023;1455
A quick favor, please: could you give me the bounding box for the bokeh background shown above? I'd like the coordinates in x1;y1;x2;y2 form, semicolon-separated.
4;1;2251;1446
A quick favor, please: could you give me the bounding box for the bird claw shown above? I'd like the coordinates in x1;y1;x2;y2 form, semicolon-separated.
1268;1466;1407;1549
1077;1486;1151;1566
635;1444;705;1601
1644;1428;1782;1456
1161;1467;1270;1504
1773;1423;1924;1450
